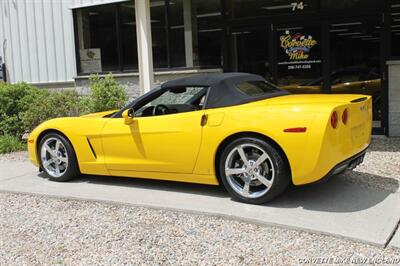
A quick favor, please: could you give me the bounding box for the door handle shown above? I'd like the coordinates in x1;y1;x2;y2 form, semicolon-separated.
200;114;208;126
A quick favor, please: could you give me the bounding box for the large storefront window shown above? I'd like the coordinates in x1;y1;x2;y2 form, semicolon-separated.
73;0;222;74
120;2;138;70
195;0;223;67
165;0;222;68
226;2;385;131
150;2;168;69
329;18;382;125
75;5;119;73
168;1;185;68
73;0;389;132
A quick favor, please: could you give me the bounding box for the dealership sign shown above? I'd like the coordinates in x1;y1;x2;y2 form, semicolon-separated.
280;31;317;60
278;30;321;70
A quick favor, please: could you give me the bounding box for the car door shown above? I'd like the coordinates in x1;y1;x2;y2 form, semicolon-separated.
101;86;207;174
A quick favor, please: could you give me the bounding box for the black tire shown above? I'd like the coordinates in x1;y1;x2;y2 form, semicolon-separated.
218;137;290;205
38;133;80;182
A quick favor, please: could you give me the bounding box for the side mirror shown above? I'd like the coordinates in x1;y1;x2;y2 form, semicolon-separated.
122;108;134;125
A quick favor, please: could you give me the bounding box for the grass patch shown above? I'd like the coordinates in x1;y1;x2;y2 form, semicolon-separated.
0;135;26;154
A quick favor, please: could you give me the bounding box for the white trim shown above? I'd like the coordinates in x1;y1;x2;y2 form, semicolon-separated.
183;1;194;68
386;60;400;65
135;0;154;94
69;0;128;10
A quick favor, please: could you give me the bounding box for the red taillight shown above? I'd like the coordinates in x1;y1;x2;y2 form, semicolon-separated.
283;127;307;133
331;111;338;129
342;108;349;125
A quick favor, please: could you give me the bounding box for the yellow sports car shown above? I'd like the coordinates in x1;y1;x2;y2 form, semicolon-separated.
27;73;372;204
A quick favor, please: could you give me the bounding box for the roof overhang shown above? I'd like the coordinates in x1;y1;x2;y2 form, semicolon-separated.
69;0;128;10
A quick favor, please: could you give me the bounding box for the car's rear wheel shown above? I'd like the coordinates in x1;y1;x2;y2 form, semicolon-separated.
39;133;80;182
218;137;290;204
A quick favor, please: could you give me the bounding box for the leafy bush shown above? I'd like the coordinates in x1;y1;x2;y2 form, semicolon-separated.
0;82;85;136
20;90;83;133
0;74;127;154
0;82;38;136
0;135;26;154
85;74;128;113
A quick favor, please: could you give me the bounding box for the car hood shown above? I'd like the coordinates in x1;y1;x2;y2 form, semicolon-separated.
80;110;118;118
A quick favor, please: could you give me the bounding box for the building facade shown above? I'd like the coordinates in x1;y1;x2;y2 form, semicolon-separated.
1;0;400;136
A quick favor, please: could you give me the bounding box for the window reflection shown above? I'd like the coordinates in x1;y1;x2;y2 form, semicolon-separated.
74;0;222;74
120;1;138;70
76;5;119;72
168;0;222;68
329;18;381;123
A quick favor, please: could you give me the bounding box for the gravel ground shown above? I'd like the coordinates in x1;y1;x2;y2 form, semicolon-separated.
339;137;400;193
0;150;28;162
0;137;399;265
1;192;399;265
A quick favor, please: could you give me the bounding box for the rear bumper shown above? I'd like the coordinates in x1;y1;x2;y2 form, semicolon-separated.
313;146;368;185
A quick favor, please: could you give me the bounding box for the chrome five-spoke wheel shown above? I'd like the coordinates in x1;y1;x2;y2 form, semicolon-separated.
219;137;290;204
39;133;79;182
40;137;69;178
225;143;274;199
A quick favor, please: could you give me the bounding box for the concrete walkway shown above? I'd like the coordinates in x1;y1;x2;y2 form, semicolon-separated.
0;161;399;248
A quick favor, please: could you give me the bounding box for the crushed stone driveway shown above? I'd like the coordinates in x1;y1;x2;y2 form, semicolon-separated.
0;137;400;265
1;192;400;265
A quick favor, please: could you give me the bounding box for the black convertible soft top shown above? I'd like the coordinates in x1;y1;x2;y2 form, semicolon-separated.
113;73;289;117
161;72;289;109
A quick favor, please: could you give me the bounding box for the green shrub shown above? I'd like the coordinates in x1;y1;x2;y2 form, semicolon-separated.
0;82;85;136
0;74;127;141
0;83;39;136
20;90;83;133
85;74;128;113
0;135;26;154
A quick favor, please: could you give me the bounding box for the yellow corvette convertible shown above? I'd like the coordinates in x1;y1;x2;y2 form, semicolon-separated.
28;73;372;204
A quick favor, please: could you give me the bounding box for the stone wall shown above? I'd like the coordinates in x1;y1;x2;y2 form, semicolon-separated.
74;68;222;101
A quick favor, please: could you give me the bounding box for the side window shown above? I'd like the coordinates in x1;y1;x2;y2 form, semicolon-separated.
135;86;208;117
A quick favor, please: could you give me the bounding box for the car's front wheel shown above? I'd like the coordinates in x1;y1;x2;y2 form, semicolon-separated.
218;137;290;204
39;133;80;182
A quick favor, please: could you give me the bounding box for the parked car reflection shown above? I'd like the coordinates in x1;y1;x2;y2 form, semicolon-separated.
280;67;381;119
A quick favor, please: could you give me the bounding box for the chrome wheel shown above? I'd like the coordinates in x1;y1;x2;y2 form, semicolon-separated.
40;137;69;178
225;143;275;199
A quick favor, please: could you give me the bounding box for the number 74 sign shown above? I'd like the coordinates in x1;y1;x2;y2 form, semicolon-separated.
291;1;305;11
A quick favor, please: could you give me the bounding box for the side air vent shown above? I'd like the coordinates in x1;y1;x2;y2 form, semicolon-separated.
350;97;368;103
86;138;97;159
